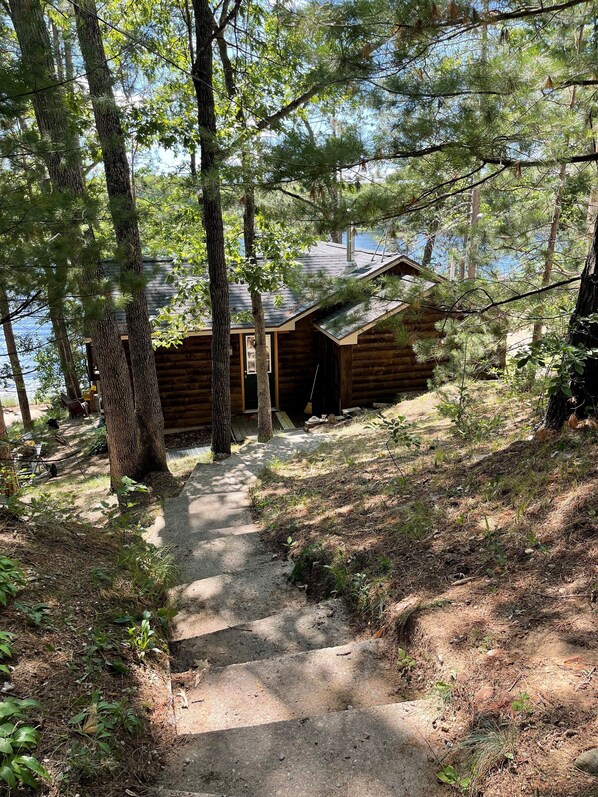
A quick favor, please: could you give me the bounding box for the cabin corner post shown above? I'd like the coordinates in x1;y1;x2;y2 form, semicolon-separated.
273;332;280;410
239;332;245;413
339;345;353;412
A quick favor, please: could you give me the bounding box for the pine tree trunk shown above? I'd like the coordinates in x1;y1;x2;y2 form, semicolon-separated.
74;0;168;474
534;31;582;345
8;0;140;485
0;289;32;430
250;290;273;441
215;21;271;443
47;294;81;401
544;215;598;428
0;399;17;497
242;158;273;442
192;0;231;458
465;188;480;279
422;214;440;269
532;164;567;344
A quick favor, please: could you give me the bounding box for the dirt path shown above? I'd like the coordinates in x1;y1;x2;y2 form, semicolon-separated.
148;429;444;797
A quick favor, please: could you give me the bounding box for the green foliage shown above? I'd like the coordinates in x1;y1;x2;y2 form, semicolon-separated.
117;540;178;602
77;628;129;682
368;413;421;450
0;698;50;790
516;328;598;402
33;335;87;403
396;647;415;672
127;610;161;659
0;632;14;676
433;680;454;704
13;602;50;627
84;425;108;457
437;764;471;791
69;690;141;752
289;542;326;584
97;476;148;528
0;557;25;608
511;691;534;714
438;384;504;441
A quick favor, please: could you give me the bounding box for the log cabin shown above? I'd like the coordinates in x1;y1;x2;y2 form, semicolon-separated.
86;240;445;431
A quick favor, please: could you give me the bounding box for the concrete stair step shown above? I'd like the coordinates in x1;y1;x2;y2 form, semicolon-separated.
170;562;305;639
153;792;240;797
181;456;256;499
174;639;397;734
163;700;442;797
147;514;259;548
173;531;272;583
171;599;354;670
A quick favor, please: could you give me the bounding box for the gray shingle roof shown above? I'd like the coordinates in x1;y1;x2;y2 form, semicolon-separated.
108;242;423;334
315;275;435;342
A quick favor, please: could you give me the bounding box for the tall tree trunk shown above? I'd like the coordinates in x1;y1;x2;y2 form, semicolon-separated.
422;214;440;269
215;23;273;444
0;289;32;430
544;215;598;428
533;27;582;345
0;399;17;497
74;0;168;474
8;0;141;485
47;293;81;400
532;163;567;344
243;175;273;441
586;185;598;241
465;188;480;279
192;0;232;458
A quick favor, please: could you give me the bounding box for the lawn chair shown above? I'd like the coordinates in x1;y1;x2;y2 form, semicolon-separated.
2;435;58;487
60;392;90;419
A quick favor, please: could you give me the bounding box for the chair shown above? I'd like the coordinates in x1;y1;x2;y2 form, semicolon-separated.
60;393;90;419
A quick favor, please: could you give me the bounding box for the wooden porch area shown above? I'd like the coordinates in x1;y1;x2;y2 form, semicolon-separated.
232;410;296;442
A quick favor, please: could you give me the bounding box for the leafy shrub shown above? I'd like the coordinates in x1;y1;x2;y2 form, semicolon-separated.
0;557;25;607
69;690;141;752
438;384;504;441
85;426;108;457
127;611;161;659
0;631;14;675
14;602;50;627
289;543;327;585
0;697;50;790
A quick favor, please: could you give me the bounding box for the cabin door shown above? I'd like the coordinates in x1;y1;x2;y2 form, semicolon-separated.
242;333;275;412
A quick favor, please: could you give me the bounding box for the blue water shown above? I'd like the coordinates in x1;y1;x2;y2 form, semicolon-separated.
0;312;49;401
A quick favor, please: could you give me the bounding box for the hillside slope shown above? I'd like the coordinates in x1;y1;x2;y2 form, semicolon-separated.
253;382;597;797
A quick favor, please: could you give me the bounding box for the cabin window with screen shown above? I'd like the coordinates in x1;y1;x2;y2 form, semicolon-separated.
244;335;272;374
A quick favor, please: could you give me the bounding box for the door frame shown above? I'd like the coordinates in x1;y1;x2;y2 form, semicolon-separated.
240;331;279;413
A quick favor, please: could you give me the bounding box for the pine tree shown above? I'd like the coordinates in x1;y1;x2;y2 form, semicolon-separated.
73;0;168;473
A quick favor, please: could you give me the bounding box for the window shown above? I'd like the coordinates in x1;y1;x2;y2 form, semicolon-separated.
245;334;272;374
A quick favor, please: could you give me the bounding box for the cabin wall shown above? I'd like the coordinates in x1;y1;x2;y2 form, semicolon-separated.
120;335;243;431
277;315;316;411
350;308;443;406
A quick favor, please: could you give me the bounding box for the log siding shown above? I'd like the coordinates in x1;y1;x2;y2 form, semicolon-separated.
349;309;443;406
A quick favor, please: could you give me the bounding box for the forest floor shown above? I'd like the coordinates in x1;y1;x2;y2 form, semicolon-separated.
0;490;179;796
0;411;206;797
13;412;203;521
253;381;597;797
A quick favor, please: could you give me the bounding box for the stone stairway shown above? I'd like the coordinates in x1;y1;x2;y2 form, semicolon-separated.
149;430;443;797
